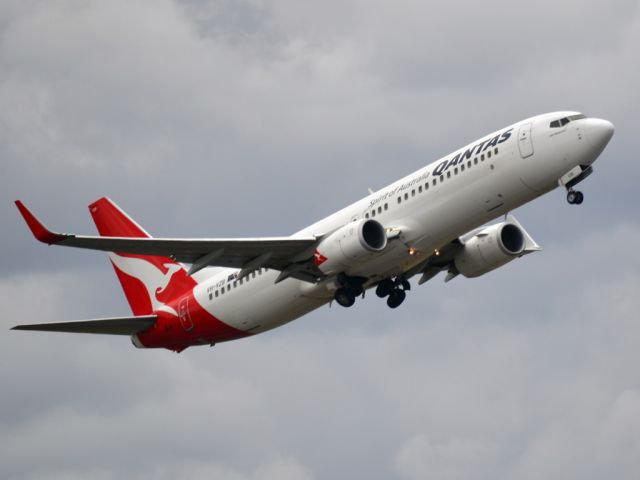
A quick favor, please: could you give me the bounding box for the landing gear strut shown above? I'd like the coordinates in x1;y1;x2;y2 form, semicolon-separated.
566;189;584;205
375;276;410;308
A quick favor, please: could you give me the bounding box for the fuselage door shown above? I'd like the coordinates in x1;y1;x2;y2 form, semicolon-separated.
518;123;534;158
178;296;194;332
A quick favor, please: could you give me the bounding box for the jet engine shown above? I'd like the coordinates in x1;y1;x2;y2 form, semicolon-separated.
454;222;527;278
315;219;387;274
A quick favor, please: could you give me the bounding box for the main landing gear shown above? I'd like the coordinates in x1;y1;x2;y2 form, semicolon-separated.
566;189;584;205
375;276;411;309
333;275;411;308
332;274;412;309
333;274;365;308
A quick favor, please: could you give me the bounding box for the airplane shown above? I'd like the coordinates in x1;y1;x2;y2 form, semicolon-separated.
12;111;614;352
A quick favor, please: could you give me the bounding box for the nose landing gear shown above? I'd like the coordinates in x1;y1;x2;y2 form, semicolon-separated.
566;189;584;205
560;165;592;205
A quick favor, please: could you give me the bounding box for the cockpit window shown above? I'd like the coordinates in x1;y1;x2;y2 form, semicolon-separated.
550;117;570;128
550;113;586;128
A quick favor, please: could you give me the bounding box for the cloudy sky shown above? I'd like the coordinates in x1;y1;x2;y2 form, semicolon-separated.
1;1;639;478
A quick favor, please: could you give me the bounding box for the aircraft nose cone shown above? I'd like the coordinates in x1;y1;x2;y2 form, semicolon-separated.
587;118;614;151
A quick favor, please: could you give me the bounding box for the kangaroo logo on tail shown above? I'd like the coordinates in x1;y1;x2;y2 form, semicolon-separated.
109;253;195;316
88;197;198;316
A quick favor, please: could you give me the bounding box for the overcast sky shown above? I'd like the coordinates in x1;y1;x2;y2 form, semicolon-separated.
1;1;639;479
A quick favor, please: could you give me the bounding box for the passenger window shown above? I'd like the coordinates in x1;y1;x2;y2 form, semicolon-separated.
404;193;409;200
371;210;376;217
454;167;458;175
446;171;451;178
425;182;429;190
377;206;382;214
487;151;492;159
221;287;225;294
209;293;213;300
494;148;498;155
439;175;444;183
461;164;465;172
365;213;369;218
467;161;471;168
433;179;437;187
418;186;422;193
397;197;401;204
215;290;219;297
384;203;388;210
411;189;415;197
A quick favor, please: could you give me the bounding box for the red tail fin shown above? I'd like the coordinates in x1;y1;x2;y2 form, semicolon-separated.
89;197;197;316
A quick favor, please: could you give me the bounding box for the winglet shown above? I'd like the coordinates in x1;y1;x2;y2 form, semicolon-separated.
15;200;68;245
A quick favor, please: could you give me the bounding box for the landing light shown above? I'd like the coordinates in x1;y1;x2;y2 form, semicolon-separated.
408;247;417;255
434;248;440;256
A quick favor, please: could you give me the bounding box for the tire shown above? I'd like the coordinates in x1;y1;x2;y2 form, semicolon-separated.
376;279;394;298
567;191;577;204
386;289;406;309
575;191;584;204
335;288;356;307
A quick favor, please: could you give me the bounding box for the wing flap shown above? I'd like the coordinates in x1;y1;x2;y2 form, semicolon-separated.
12;315;157;335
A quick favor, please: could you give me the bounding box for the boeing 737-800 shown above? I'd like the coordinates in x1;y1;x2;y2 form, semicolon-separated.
13;111;614;352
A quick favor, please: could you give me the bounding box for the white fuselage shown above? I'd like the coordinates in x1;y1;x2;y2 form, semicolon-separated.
193;112;612;335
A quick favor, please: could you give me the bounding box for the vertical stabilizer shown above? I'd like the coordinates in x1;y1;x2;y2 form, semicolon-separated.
88;197;196;316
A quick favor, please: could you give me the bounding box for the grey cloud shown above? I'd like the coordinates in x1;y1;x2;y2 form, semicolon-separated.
1;1;639;479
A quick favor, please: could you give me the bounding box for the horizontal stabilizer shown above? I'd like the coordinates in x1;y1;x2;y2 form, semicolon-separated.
12;315;157;335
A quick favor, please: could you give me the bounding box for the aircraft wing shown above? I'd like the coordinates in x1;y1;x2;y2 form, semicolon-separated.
12;315;157;335
15;201;322;282
406;214;541;285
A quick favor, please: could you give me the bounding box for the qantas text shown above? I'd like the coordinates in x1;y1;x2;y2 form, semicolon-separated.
432;128;513;176
367;128;513;209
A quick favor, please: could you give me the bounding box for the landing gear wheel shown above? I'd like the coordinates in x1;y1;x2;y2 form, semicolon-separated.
386;289;406;309
335;288;356;308
376;279;394;298
574;191;584;204
567;190;584;205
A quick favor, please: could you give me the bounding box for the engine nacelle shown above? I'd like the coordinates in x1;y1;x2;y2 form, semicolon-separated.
315;219;387;274
454;222;526;278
